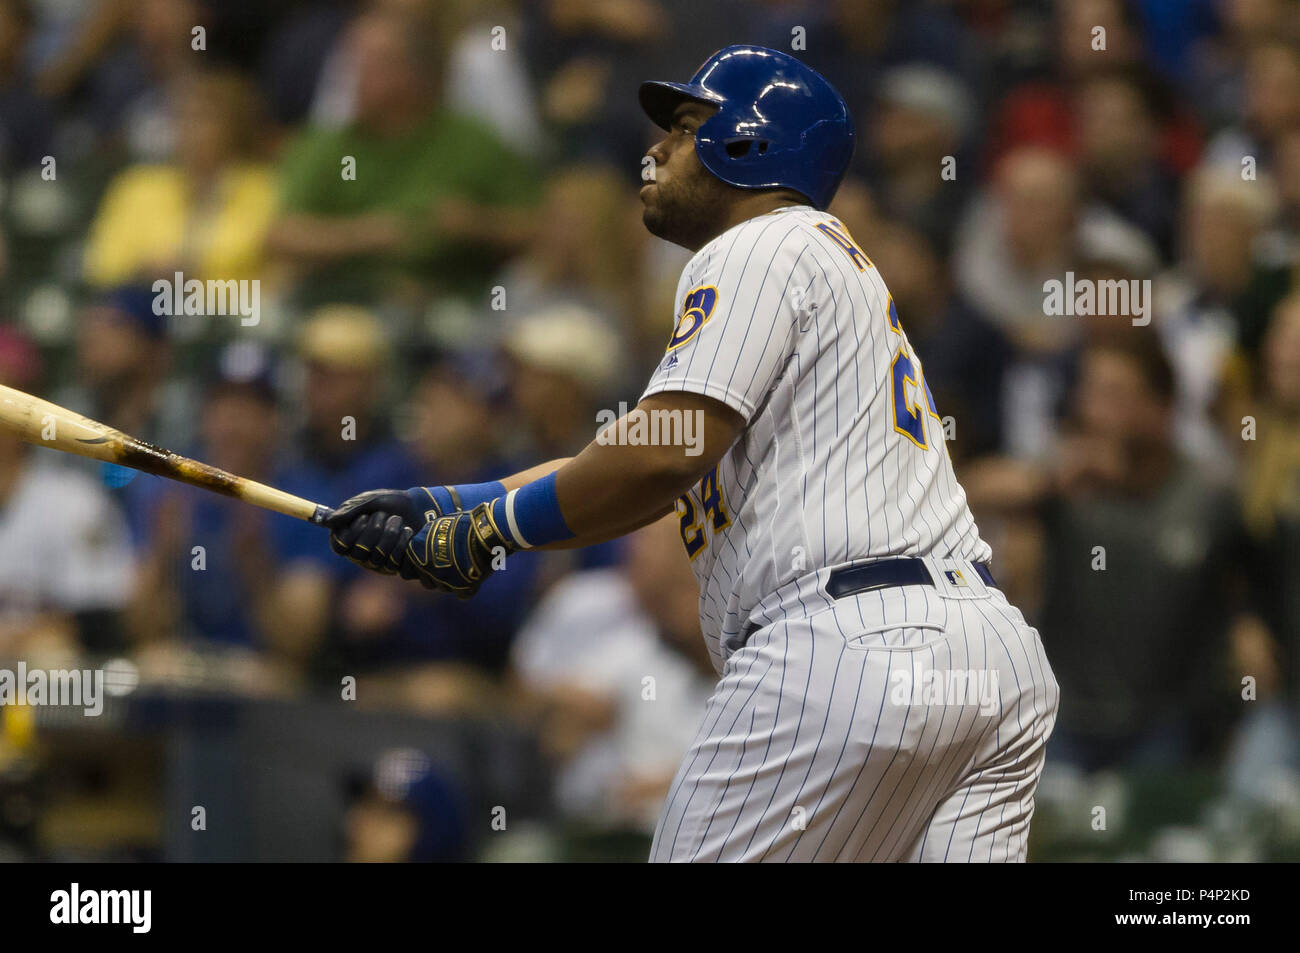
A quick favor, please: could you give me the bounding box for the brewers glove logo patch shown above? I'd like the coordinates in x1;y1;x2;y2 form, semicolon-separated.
667;285;718;351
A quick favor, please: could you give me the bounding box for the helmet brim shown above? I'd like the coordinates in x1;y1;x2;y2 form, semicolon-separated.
638;81;723;130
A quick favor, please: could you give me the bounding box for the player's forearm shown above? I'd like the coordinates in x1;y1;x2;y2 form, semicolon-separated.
500;459;570;491
454;444;689;550
537;440;702;549
456;453;670;547
480;393;742;552
542;500;676;549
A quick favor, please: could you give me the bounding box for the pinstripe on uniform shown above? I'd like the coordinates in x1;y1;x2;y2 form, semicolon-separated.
641;205;1058;862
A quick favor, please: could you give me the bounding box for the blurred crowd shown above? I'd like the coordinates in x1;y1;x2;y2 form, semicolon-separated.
1;0;1299;861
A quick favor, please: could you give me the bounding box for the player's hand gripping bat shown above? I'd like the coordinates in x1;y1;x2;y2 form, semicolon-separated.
0;383;333;525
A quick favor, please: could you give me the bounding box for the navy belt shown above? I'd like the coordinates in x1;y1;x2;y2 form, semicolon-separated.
731;558;998;652
825;557;996;599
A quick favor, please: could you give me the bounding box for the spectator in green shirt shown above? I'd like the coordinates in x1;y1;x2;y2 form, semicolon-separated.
267;5;541;309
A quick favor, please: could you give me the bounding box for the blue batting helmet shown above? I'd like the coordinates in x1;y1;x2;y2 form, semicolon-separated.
639;45;855;211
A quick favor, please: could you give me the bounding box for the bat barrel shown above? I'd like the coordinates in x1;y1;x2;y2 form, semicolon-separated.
0;383;331;525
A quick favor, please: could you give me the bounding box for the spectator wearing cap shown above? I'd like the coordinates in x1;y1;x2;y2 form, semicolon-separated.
277;305;420;511
0;326;134;656
866;65;976;255
501;303;629;574
502;303;625;460
268;306;420;675
125;343;329;676
54;285;197;459
343;749;470;862
331;349;544;679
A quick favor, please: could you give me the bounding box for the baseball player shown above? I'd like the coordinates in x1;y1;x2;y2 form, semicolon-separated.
327;45;1059;862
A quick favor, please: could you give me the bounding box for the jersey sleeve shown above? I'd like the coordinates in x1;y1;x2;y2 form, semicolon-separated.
641;218;811;422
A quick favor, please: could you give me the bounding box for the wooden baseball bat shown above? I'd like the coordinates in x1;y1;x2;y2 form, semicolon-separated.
0;383;333;525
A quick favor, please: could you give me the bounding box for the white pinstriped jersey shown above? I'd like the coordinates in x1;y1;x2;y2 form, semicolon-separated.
641;205;991;671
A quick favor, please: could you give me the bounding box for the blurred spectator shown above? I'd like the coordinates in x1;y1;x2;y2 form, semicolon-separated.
82;67;275;288
494;164;645;344
866;64;975;254
1075;68;1181;258
0;0;54;177
511;515;713;834
953;146;1157;460
331;351;543;679
343;748;470;862
1132;0;1219;88
265;3;540;308
124;343;323;682
274;304;419;571
987;0;1202;176
53;286;196;454
781;0;985;126
1261;127;1300;266
867;219;1010;459
501;303;628;572
1188;0;1300;133
0;326;133;656
966;334;1246;771
521;0;675;169
1154;163;1287;471
501;303;625;461
443;1;545;155
1241;294;1300;705
60;0;206;162
1204;38;1300;174
257;0;355;126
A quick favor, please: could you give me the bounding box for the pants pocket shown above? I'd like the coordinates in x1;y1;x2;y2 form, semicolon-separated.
843;621;951;652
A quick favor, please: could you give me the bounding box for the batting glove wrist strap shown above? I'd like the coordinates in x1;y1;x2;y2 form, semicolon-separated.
424;481;507;513
489;471;574;550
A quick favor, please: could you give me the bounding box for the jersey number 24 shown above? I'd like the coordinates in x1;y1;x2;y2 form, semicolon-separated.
819;219;943;452
677;465;730;560
887;296;942;451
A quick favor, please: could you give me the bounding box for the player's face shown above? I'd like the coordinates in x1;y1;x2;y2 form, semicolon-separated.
641;102;731;250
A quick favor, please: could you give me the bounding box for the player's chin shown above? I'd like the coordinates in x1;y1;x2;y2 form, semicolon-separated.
641;204;666;236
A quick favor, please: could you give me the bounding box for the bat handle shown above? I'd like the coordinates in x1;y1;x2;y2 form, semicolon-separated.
309;505;336;526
